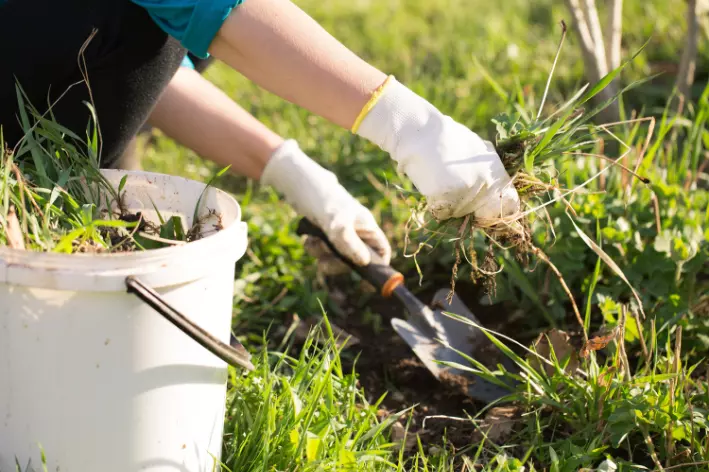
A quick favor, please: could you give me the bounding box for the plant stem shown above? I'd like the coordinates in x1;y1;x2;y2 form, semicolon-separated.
532;244;587;343
537;20;568;121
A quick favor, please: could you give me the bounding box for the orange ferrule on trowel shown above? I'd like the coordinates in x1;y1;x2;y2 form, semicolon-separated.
381;272;405;298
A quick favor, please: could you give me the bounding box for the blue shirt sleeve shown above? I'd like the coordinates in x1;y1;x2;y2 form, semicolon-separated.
181;54;195;69
131;0;246;59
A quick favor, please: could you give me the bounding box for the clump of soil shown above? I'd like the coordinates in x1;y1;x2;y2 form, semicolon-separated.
74;207;220;254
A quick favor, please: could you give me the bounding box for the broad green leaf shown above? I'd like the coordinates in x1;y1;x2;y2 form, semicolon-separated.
672;423;688;441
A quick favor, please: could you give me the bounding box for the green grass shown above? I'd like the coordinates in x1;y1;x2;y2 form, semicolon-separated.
220;318;405;472
4;0;709;470
137;0;708;469
0;86;216;254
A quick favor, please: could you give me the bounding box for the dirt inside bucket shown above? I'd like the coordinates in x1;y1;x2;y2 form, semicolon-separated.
75;207;220;254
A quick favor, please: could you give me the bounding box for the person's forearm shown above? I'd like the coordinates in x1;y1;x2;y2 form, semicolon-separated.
208;0;388;130
147;66;284;180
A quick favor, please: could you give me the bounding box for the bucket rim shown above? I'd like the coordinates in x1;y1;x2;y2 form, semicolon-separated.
0;169;249;291
0;168;242;260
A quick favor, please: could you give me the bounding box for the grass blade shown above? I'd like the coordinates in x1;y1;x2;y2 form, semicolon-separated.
567;213;646;319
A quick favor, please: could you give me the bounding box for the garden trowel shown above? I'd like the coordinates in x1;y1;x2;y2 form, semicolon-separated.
296;218;518;404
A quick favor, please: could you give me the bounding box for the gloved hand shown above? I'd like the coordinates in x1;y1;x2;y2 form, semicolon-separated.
260;139;391;275
353;76;520;222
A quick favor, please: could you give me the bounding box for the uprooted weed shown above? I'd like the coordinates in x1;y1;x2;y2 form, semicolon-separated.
402;22;655;343
0;84;225;254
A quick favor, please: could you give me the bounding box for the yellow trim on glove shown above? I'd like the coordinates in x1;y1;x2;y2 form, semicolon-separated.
350;75;394;133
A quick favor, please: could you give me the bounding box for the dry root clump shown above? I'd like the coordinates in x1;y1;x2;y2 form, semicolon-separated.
447;172;540;299
403;20;657;345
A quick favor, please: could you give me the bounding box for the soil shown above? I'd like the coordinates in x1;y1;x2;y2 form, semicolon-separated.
256;238;600;463
319;264;539;461
75;210;213;253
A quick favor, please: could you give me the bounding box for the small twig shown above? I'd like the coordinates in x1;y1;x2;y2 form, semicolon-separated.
641;422;666;472
422;414;471;430
565;151;650;183
532;245;587;343
449;215;470;302
660;462;709;472
6;205;25;250
618;305;632;382
649;319;656;362
77;28;103;161
10;163;28;234
593;115;656;190
622;140;631;189
135;232;187;246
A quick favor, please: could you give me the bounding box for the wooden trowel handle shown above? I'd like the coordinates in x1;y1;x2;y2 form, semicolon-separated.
295;218;404;298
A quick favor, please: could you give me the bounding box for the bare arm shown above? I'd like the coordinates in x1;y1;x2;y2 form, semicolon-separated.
207;0;388;130
147;66;284;180
147;62;393;270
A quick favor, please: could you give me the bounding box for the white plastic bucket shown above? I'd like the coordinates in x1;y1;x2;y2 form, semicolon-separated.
0;169;249;472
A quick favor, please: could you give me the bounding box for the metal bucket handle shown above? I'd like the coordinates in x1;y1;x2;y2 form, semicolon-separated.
125;275;255;371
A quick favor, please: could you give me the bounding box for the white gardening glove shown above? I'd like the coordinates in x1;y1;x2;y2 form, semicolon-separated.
353;76;520;222
260;139;391;275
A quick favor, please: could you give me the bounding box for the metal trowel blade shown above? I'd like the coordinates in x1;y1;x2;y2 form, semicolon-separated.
390;288;517;403
429;288;519;374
